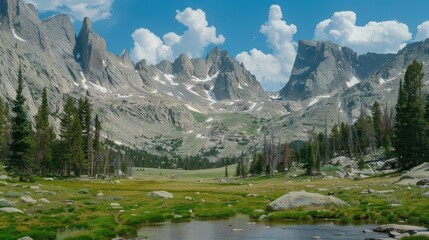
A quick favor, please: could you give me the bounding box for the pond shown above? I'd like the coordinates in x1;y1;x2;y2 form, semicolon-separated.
138;215;387;240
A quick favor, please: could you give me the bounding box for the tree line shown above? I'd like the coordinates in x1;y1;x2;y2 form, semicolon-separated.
244;60;428;177
1;67;104;181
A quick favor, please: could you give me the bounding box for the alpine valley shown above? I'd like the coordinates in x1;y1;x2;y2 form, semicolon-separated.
2;0;429;159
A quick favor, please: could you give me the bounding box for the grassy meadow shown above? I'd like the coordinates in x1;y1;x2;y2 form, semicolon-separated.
0;165;428;239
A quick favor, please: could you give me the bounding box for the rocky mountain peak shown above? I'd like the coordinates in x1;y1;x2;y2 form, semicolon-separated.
0;0;49;50
172;53;194;77
279;40;393;101
75;16;107;79
42;14;75;56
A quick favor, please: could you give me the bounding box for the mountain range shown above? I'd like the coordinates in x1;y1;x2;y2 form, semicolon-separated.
1;0;429;159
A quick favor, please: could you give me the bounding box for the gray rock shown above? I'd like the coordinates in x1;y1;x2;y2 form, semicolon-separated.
39;198;50;203
0;207;24;213
0;175;10;180
147;191;174;199
17;236;33;240
417;178;429;186
0;198;16;207
267;191;349;211
374;224;427;233
21;196;37;204
422;192;429;197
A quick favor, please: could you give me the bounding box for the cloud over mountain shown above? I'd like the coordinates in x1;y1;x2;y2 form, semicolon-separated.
25;0;113;22
416;21;429;41
131;7;225;65
314;11;412;54
236;5;297;92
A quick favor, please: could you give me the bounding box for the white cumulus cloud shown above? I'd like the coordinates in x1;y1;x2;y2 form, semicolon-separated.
24;0;113;22
130;29;173;66
314;11;412;54
416;21;429;41
131;7;225;65
236;5;297;92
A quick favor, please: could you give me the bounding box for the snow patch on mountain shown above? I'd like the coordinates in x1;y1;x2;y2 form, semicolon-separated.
164;73;179;86
308;95;331;107
346;76;359;88
185;104;202;113
191;71;219;82
80;71;89;90
12;29;27;42
153;74;166;85
89;82;108;93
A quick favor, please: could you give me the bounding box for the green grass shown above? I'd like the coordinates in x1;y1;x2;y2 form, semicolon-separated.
0;166;428;239
191;111;207;123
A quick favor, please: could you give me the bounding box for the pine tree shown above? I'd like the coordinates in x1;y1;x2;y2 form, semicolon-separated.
371;101;384;148
394;61;426;169
6;67;33;181
34;88;55;175
93;114;101;177
59;96;84;176
78;95;92;175
236;160;241;177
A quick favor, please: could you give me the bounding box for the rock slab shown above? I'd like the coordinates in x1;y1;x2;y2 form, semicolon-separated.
147;191;174;199
268;191;349;211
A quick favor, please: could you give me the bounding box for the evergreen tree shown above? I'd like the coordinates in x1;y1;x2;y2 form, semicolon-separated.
6;67;33;181
93;114;101;176
34;88;55;175
59;96;84;176
224;160;229;178
371;101;384;148
236;160;241;177
1;104;11;163
394;61;426;169
78;95;92;175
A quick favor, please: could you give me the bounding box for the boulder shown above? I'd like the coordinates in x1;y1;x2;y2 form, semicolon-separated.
331;156;352;166
147;191;174;199
378;159;400;170
21;196;37;204
267;191;349;211
422;192;429;197
39;198;50;203
403;162;429;179
374;224;427;233
0;175;10;180
17;237;33;240
0;207;24;214
0;198;15;207
416;178;429;186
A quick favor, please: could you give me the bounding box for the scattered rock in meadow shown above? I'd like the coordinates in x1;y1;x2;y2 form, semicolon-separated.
113;180;121;184
147;191;174;199
21;196;37;204
17;236;33;240
246;194;258;197
416;178;429;186
0;198;15;207
44;177;54;181
422;192;429;197
110;203;122;208
0;207;24;214
0;175;10;180
267;191;349;211
39;198;50;203
185;196;193;201
30;186;40;190
97;192;104;198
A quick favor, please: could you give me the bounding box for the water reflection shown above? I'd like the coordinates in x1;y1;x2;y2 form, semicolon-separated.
138;215;387;240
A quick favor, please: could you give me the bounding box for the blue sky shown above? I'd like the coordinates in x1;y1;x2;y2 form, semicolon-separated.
27;0;429;91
